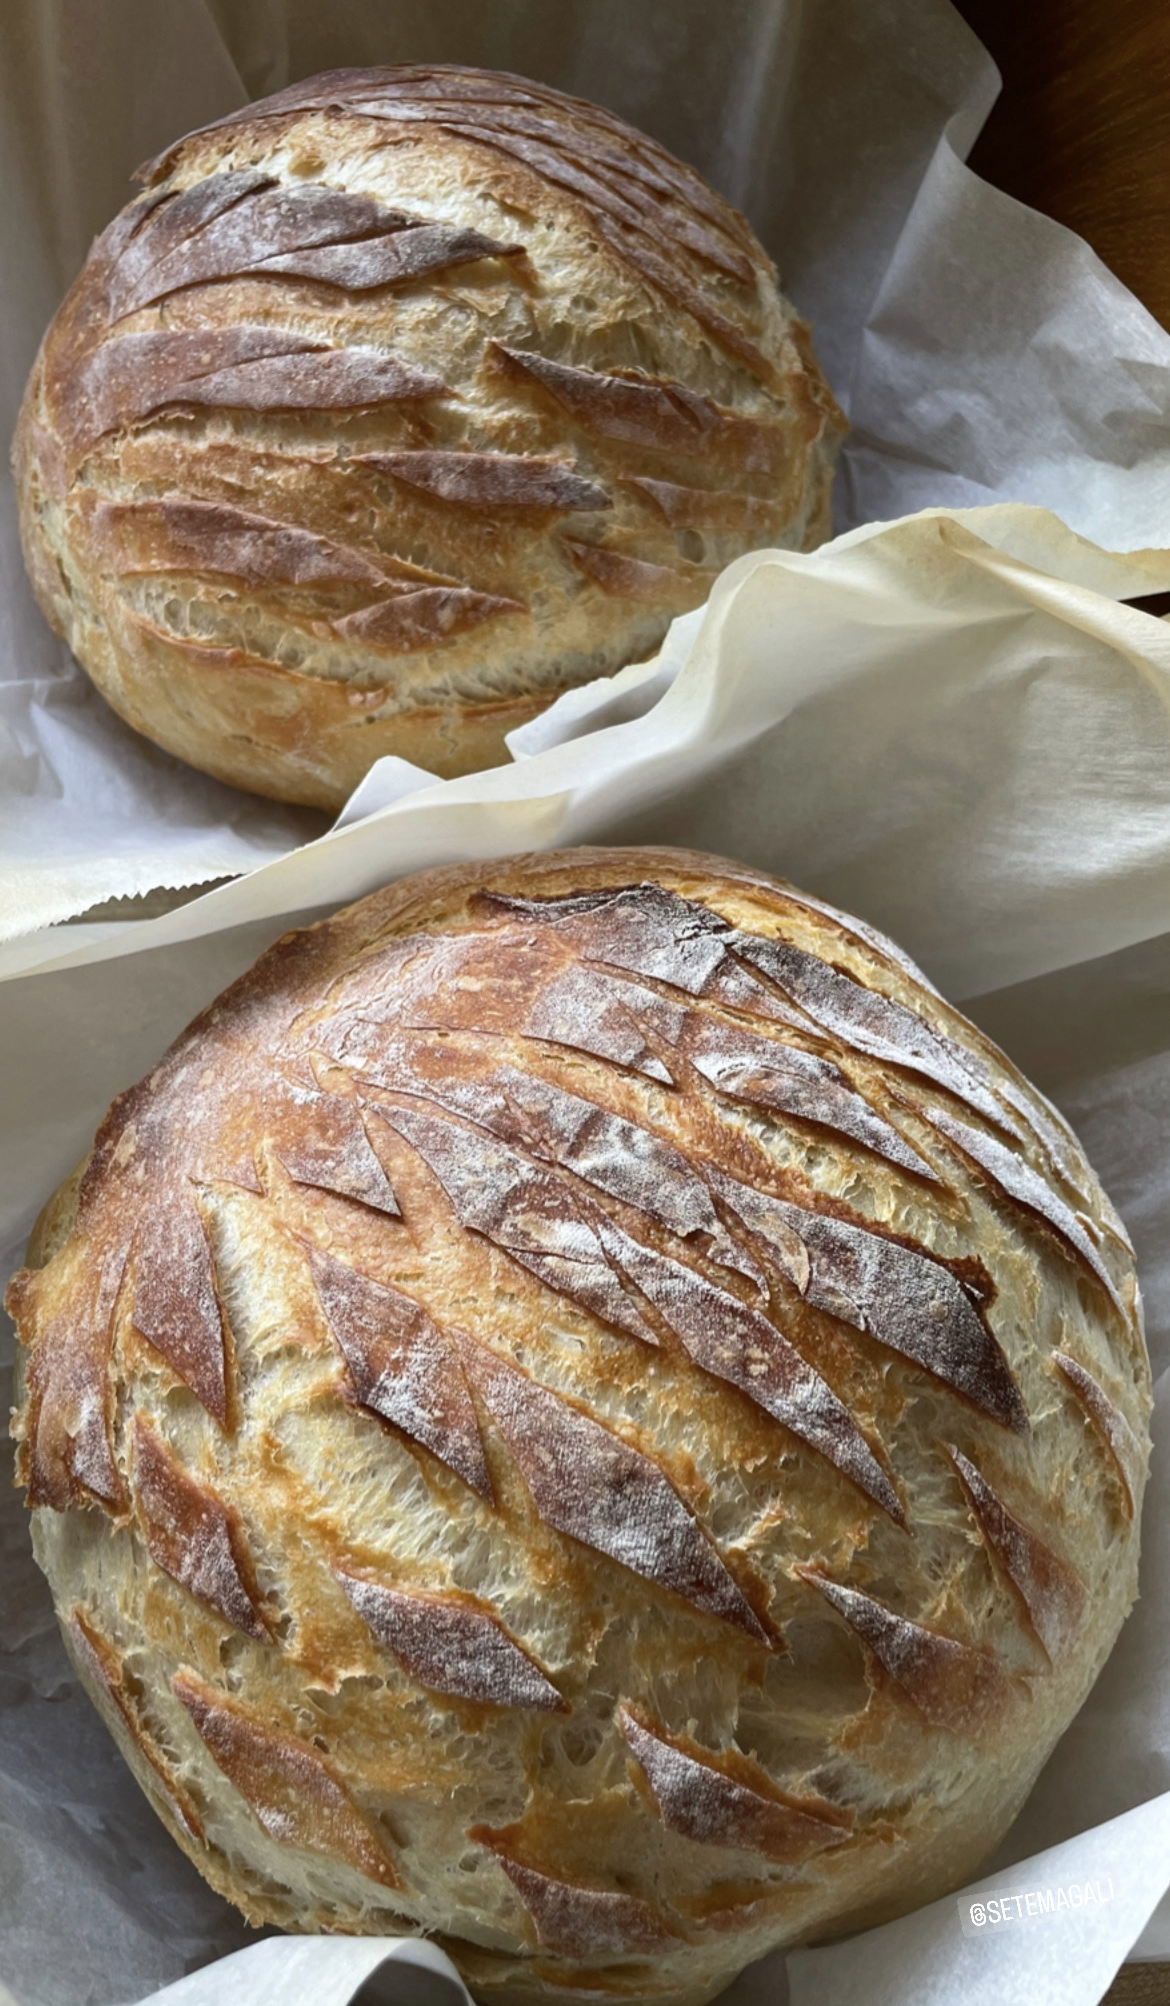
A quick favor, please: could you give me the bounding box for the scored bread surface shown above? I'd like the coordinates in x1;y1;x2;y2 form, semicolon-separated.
7;846;1150;2006
13;69;843;809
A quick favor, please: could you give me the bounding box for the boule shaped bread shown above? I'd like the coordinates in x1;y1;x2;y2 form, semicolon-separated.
7;846;1150;2006
13;68;844;810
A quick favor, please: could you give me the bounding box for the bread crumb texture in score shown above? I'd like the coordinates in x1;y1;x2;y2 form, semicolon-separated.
13;67;844;810
6;846;1151;2006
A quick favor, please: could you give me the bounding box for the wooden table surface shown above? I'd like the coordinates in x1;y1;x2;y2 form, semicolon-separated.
953;7;1170;1999
954;0;1170;330
1103;1974;1170;2006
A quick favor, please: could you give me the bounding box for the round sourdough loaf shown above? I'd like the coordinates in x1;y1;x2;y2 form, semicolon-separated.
7;848;1150;2006
12;69;843;811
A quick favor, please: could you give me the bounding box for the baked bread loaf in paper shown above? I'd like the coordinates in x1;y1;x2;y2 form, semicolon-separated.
7;847;1150;2006
12;68;843;811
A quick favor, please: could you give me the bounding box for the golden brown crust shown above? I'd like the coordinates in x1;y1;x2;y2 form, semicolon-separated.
173;1667;400;1888
25;1156;89;1270
136;69;766;306
336;1566;567;1712
456;1332;769;1642
617;1707;853;1863
308;1239;493;1498
482;1849;672;1958
795;1569;1014;1740
943;1444;1085;1663
7;846;1149;2004
65;1610;206;1842
15;1241;130;1512
132;1419;272;1640
14;68;844;810
1052;1350;1148;1516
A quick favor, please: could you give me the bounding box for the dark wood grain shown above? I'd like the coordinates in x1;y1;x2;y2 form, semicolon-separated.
1103;1967;1170;2004
955;0;1170;330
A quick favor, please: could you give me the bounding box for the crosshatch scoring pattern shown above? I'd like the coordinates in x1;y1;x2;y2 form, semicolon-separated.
14;67;842;809
7;849;1152;2006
